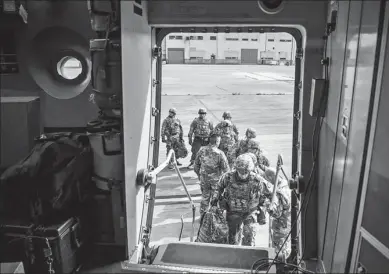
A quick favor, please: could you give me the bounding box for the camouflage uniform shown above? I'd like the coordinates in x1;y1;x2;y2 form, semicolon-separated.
161;108;184;167
263;168;291;260
214;119;237;161
188;108;214;166
194;131;229;215
228;130;270;168
212;154;273;246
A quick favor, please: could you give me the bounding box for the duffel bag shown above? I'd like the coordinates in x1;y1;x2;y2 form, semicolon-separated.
195;206;228;244
0;132;93;223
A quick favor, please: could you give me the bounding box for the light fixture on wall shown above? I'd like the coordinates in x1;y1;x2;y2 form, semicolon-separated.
237;28;242;33
248;28;253;33
225;27;230;33
213;28;218;33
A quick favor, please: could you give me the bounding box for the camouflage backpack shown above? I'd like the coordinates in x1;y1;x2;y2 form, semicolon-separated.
196;206;228;244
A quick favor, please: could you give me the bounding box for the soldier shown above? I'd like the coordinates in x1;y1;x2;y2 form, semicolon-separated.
211;154;274;246
214;113;238;163
220;111;239;142
214;120;235;160
246;139;270;170
263;167;291;261
161;108;184;170
228;128;269;167
188;108;214;169
194;130;230;216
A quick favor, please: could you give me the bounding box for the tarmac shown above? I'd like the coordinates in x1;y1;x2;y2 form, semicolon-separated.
150;64;295;248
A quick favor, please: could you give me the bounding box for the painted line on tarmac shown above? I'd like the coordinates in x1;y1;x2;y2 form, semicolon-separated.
194;97;221;121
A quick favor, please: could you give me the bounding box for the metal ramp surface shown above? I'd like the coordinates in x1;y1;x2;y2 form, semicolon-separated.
121;242;277;273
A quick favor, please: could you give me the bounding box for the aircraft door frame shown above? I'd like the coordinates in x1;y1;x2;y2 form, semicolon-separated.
152;27;304;263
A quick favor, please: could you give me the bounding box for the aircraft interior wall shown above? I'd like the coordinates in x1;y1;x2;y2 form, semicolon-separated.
318;0;389;272
0;1;98;129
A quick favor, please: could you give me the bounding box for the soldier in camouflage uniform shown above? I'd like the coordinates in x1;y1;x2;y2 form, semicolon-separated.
246;139;270;170
161;108;184;169
188;108;214;169
194;130;230;215
211;154;274;246
242;152;268;225
263;167;291;261
228;128;270;168
214;120;236;161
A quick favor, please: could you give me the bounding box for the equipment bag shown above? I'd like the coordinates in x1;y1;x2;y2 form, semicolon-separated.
196;206;228;244
176;139;188;159
0;132;93;224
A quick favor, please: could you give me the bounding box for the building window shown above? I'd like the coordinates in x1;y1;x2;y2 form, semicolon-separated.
197;36;203;40
268;39;275;42
210;36;217;40
175;36;183;40
226;57;238;60
190;57;203;60
226;38;239;41
280;39;292;42
242;38;249;41
251;39;258;41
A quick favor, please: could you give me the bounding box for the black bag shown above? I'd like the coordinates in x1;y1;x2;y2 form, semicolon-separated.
0;132;93;223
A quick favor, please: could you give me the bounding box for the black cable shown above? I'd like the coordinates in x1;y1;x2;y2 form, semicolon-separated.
252;258;315;274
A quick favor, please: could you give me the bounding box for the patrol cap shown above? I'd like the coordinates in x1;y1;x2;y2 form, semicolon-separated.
222;111;232;119
169;108;177;114
198;108;207;114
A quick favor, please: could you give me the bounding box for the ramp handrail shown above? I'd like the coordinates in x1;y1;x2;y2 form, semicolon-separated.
146;149;196;243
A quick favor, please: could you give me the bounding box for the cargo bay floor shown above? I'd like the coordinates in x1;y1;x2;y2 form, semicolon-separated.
151;64;295;247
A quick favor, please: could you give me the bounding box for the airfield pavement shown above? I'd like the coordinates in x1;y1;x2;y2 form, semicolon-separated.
150;64;295;248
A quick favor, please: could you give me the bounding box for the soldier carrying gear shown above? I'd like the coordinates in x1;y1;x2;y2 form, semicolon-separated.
228;127;270;168
194;129;230;215
214;119;236;162
263;167;291;261
221;111;239;142
246;139;270;170
211;154;274;246
161;108;184;169
188;108;214;169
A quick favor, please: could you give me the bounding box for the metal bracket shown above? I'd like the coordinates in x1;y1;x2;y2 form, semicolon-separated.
150;136;157;143
294;141;300;150
152;79;160;87
151;107;159;117
297;81;303;90
152;46;162;59
294;111;301;120
296;48;304;59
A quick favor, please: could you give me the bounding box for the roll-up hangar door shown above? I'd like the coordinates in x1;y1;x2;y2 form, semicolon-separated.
241;49;258;64
168;48;185;64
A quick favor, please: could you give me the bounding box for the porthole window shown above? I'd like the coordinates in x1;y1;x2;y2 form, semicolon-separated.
56;56;83;80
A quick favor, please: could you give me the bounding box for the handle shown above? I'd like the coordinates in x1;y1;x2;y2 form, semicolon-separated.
70;223;82;249
102;134;122;155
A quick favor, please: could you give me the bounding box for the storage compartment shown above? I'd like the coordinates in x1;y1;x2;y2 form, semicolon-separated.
0;218;84;274
0;96;41;169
